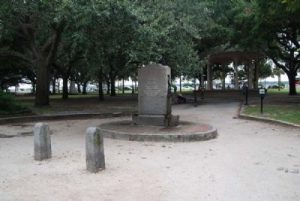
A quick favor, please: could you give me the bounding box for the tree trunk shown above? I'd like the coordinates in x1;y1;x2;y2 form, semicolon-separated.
52;78;56;94
57;80;60;94
288;73;297;95
179;75;182;93
36;20;65;106
82;81;87;95
131;79;135;94
35;60;50;106
62;76;69;99
122;78;125;94
207;64;213;90
106;81;110;95
248;63;254;89
77;83;81;93
278;74;281;91
110;76;116;96
31;82;36;94
98;74;104;101
201;74;205;89
253;62;259;89
197;76;201;90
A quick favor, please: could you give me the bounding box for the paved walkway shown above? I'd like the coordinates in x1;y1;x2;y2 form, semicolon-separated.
0;102;299;201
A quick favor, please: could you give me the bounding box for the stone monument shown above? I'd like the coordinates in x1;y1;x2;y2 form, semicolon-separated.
99;63;217;142
132;63;179;127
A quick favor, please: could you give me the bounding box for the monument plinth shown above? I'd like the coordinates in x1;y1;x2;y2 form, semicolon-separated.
132;63;179;127
98;63;217;142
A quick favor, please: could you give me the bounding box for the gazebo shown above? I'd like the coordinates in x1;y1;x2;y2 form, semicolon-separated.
206;51;264;90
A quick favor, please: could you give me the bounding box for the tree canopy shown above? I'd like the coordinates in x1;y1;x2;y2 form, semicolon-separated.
225;0;300;94
1;0;299;106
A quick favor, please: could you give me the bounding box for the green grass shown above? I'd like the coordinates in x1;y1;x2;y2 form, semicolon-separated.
267;88;290;94
13;93;138;116
18;102;55;115
267;88;300;94
243;104;300;125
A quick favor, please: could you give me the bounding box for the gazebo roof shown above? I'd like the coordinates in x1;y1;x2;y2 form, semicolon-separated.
208;51;263;65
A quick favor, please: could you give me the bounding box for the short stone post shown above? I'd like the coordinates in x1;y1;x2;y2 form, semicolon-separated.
34;123;51;161
86;127;105;173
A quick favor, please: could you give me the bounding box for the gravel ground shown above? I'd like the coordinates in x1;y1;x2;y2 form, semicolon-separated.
0;102;299;201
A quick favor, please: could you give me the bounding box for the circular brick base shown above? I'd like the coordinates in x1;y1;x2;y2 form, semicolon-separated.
98;120;217;142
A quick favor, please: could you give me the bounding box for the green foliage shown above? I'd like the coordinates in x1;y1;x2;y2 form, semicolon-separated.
3;0;299;104
0;91;30;114
0;0;64;47
0;0;70;105
140;0;209;78
258;61;273;79
213;64;233;80
223;0;300;94
0;58;23;90
273;67;285;76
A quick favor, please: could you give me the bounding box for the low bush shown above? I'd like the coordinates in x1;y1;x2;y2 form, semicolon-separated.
0;91;30;115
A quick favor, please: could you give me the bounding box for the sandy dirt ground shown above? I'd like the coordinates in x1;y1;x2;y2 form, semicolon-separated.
0;102;299;201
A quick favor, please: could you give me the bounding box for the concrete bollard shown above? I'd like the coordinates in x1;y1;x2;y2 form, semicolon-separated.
34;123;52;161
86;127;105;173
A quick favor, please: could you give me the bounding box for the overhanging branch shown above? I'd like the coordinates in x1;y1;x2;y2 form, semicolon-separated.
0;49;32;64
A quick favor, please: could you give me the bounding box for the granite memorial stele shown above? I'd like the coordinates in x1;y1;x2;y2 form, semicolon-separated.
132;63;179;127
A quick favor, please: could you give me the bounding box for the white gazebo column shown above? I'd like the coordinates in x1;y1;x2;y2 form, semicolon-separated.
233;61;239;90
222;64;226;90
248;61;254;89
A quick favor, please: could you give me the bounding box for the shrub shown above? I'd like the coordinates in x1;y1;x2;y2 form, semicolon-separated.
0;91;30;115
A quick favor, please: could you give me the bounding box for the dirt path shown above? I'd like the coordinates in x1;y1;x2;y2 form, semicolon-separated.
0;102;299;201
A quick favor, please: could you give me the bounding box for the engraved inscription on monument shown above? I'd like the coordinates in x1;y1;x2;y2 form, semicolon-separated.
140;80;163;97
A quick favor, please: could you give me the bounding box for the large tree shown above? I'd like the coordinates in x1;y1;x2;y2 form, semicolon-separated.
54;1;87;99
255;0;300;95
135;0;204;78
0;0;66;105
228;0;300;95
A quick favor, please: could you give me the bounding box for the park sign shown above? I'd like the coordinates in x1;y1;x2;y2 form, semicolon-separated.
259;88;266;96
258;88;267;114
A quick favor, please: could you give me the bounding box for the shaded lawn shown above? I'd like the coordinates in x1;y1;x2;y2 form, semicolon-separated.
5;91;300;127
243;104;300;125
15;94;138;115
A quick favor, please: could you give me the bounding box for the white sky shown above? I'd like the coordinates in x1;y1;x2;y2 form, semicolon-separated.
265;74;289;82
10;70;300;91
